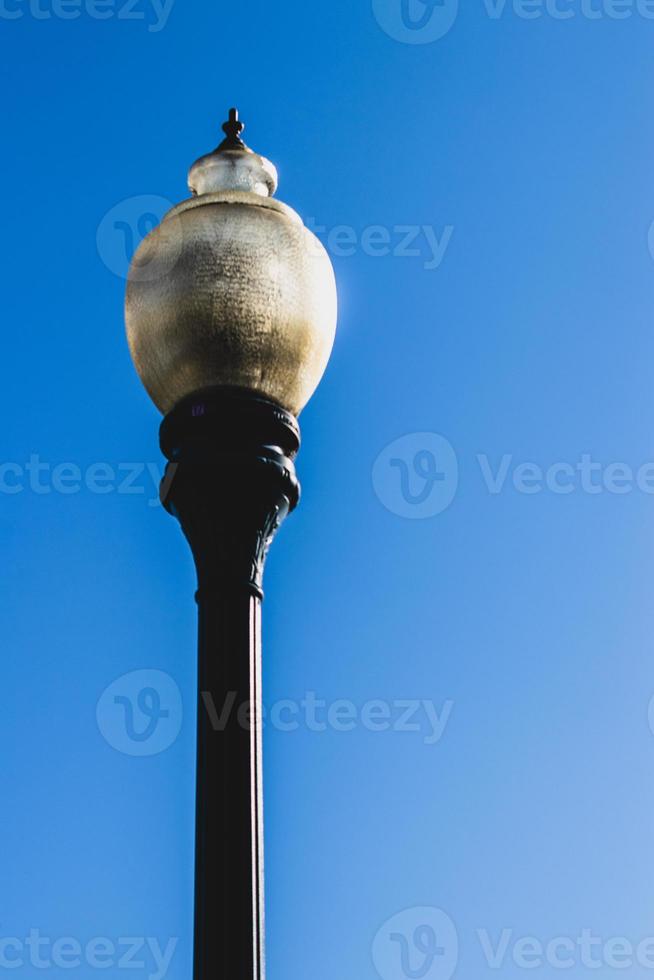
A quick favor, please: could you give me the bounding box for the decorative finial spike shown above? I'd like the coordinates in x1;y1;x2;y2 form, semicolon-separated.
188;107;279;197
221;107;245;147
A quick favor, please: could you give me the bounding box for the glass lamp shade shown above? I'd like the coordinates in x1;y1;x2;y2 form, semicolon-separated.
125;113;337;417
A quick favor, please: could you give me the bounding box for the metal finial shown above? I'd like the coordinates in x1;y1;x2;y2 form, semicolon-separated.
220;108;245;149
189;107;278;197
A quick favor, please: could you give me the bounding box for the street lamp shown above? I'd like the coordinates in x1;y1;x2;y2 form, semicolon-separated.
124;109;337;980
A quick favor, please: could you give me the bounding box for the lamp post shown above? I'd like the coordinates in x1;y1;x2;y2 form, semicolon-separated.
124;109;337;980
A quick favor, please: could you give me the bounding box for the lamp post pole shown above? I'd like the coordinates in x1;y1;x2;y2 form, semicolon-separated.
124;110;337;980
160;390;300;980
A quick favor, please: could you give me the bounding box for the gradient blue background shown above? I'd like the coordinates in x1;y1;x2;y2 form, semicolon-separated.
3;1;654;977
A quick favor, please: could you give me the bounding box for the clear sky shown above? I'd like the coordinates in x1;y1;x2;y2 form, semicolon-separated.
3;2;654;979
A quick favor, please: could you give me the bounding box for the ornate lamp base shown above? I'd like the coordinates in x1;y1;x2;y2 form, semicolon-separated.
159;387;301;980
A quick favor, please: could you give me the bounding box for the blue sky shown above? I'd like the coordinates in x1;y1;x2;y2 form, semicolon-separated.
3;1;654;979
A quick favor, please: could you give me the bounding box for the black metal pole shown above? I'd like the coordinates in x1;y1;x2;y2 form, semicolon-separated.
159;388;300;980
